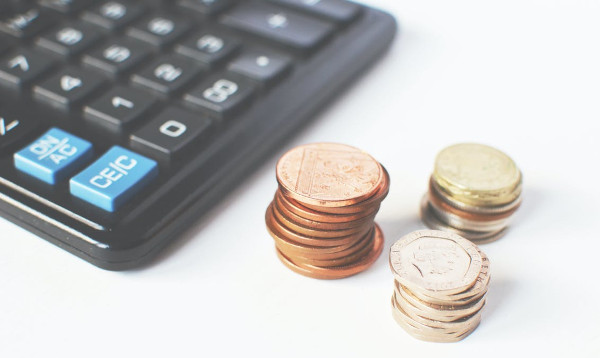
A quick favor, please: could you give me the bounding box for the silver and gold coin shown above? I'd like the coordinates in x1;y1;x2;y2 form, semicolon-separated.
422;143;522;243
389;230;490;343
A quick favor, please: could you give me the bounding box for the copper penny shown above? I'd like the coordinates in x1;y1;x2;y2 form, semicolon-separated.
297;165;389;215
273;227;374;260
275;224;385;279
284;231;375;267
275;192;378;231
275;190;381;224
272;200;371;238
276;143;385;207
266;204;367;247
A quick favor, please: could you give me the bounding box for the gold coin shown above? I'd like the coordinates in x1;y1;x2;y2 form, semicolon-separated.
389;230;483;296
276;143;384;207
433;143;521;206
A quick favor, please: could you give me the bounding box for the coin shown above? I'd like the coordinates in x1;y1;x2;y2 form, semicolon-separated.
275;190;381;224
390;230;483;296
296;164;390;215
420;198;508;244
430;177;522;216
266;205;366;247
433;143;521;206
267;143;389;279
275;224;384;280
276;143;385;207
389;230;490;342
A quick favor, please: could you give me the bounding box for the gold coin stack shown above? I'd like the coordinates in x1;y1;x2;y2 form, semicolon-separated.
389;230;491;343
265;143;389;279
421;143;523;243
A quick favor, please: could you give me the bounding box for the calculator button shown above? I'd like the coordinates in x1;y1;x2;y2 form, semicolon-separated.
228;49;291;86
70;146;158;212
0;48;57;90
175;31;241;67
84;86;157;131
81;1;146;31
220;2;334;51
33;67;106;111
184;74;254;119
82;37;152;77
131;54;203;96
126;14;192;48
36;21;105;57
268;0;360;23
176;0;235;16
14;127;94;185
130;107;212;162
0;113;38;154
0;8;58;39
38;0;96;14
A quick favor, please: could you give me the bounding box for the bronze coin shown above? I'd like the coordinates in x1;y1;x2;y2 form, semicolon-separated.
275;190;381;224
275;224;384;279
276;143;385;207
266;204;368;247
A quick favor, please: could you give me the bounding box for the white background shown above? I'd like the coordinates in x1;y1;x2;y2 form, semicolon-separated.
1;0;599;356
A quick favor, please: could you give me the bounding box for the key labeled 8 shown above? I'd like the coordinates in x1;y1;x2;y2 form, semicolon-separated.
203;79;239;103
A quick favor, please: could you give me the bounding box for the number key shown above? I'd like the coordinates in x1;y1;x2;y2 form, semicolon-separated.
36;21;105;57
130;107;212;162
184;74;255;119
131;54;203;96
82;37;152;77
82;1;146;30
0;48;57;90
127;14;191;48
33;67;106;111
175;30;241;67
84;86;157;132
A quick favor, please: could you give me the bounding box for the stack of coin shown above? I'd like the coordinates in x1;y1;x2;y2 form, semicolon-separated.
389;230;490;343
265;143;389;279
421;143;522;243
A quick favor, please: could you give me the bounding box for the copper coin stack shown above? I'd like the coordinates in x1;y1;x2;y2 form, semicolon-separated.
389;230;491;343
421;143;523;244
266;143;389;279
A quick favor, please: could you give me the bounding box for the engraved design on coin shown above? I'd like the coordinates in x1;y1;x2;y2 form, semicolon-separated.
390;230;482;294
277;143;381;203
434;143;520;193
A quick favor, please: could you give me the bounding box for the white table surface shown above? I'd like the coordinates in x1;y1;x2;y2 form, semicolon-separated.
1;1;599;356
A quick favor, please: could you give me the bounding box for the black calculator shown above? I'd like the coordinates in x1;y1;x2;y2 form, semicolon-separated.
0;0;396;270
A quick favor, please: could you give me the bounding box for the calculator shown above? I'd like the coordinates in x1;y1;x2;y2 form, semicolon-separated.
0;0;396;270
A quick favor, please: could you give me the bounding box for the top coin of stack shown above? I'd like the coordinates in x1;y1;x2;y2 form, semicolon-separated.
389;230;491;343
421;143;522;243
265;143;389;279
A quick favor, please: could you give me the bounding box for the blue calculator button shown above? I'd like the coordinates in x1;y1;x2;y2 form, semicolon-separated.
14;127;93;185
70;146;158;212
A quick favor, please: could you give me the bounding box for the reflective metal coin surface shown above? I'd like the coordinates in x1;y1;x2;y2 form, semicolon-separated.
276;143;384;207
390;230;482;295
389;230;490;343
267;143;389;279
433;143;521;206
